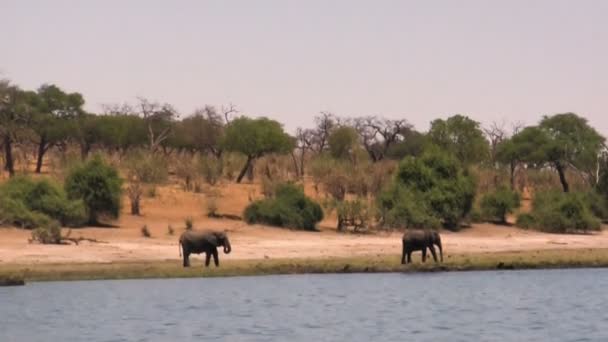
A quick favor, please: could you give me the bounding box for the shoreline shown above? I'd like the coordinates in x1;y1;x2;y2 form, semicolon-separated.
3;248;608;283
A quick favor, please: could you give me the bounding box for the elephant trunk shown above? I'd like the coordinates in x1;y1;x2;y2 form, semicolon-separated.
223;237;232;254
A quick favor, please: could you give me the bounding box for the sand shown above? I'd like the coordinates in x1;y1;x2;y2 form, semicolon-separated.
1;181;607;265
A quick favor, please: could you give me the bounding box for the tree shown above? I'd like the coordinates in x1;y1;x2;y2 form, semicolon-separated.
379;147;476;230
328;126;359;160
506;114;605;193
74;113;103;160
353;116;412;162
64;155;123;225
428;115;490;165
31;84;85;173
171;106;224;156
538;113;605;192
0;80;36;176
309;112;336;153
222;117;294;183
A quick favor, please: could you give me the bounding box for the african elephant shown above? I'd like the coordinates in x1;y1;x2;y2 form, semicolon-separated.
401;229;443;264
179;231;232;267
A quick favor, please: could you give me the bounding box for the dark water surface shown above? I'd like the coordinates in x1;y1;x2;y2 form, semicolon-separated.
2;268;608;341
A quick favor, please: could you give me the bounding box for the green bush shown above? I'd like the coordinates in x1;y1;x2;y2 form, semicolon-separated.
244;183;323;231
480;187;521;224
64;155;123;225
31;219;62;244
378;147;476;230
377;182;440;229
516;191;601;233
515;213;535;229
0;176;86;228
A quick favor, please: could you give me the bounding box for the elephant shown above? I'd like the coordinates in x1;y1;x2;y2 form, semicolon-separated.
401;229;443;264
179;230;232;267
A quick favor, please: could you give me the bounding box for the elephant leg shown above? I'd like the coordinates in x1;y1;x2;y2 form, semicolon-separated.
429;246;438;262
183;252;191;267
422;248;427;263
401;243;406;264
205;252;211;267
407;252;412;263
212;249;219;267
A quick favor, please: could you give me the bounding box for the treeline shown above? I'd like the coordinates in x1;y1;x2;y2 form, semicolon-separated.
2;79;608;235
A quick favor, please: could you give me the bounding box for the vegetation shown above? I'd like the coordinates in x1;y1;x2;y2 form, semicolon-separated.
516;191;601;233
0;176;86;228
2;78;608;235
141;225;151;238
64;156;123;225
378;148;475;230
244;183;323;230
221;117;294;183
4;249;608;282
480;187;521;224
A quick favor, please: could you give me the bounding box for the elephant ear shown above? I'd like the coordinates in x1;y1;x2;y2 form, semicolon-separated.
206;233;220;246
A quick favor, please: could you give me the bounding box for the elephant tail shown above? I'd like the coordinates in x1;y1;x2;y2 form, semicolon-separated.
178;239;182;257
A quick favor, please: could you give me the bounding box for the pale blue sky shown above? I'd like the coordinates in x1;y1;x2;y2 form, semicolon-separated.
2;0;608;134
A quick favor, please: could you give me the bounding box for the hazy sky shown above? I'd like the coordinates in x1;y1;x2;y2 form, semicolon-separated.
2;0;608;134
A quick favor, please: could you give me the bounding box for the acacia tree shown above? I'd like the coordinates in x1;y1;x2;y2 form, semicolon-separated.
31;84;85;173
428;114;490;165
504;113;604;192
539;113;604;192
222;117;294;183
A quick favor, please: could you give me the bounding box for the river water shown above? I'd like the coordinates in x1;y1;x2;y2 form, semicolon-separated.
1;268;608;341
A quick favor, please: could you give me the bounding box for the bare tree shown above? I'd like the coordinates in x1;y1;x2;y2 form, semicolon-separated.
135;97;178;152
483;120;508;165
353;116;412;162
310;112;336;153
292;128;315;177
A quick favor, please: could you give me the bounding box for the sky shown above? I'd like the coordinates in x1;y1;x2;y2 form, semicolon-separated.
2;0;608;135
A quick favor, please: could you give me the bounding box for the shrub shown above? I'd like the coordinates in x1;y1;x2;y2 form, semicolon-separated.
141;224;151;238
123;151;168;184
167;224;175;236
31;219;62;244
0;176;86;228
64;155;123;225
377;182;441;229
515;213;535;229
516;191;601;233
480;187;521;224
206;197;219;217
184;217;194;230
199;155;222;185
378;148;476;230
326;198;375;232
244;183;323;231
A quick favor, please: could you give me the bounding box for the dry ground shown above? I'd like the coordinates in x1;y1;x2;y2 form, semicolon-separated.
1;180;607;265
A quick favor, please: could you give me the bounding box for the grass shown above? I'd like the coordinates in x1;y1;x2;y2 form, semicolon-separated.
3;249;608;283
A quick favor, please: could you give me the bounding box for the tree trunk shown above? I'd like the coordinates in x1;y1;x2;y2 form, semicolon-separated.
131;197;141;215
555;161;569;193
236;156;253;183
80;142;90;160
509;161;516;190
3;135;15;177
35;135;48;173
290;151;300;178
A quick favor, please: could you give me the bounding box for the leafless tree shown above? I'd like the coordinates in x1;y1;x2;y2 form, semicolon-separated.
353;116;412;162
135;97;178;152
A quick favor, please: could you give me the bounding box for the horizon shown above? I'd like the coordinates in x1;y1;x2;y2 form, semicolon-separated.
2;1;608;135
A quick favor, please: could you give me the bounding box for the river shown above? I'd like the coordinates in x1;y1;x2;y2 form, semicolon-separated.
2;268;608;341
